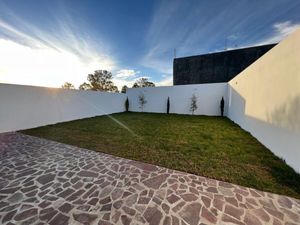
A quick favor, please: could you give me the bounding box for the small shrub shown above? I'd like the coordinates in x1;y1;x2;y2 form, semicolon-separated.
190;94;198;115
125;97;129;112
167;97;170;114
220;97;225;116
138;93;147;112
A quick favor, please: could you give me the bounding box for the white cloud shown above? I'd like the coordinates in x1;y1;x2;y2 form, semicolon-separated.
141;48;173;74
257;21;300;45
112;70;151;90
274;21;300;38
0;39;115;88
111;67;158;90
156;75;173;87
112;78;135;90
112;70;137;90
117;75;155;88
115;69;139;79
0;11;116;88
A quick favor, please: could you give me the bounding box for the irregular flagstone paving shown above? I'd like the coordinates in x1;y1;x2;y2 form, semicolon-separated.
0;132;299;225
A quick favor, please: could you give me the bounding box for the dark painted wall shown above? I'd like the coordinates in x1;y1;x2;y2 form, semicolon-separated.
173;44;276;85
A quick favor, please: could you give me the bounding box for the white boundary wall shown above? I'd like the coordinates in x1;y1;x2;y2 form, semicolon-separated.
228;29;300;172
0;83;126;133
127;83;227;115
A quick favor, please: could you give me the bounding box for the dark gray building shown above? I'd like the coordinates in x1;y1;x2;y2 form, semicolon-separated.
173;44;276;85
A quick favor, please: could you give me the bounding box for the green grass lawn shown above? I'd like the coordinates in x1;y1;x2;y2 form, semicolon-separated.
21;112;300;199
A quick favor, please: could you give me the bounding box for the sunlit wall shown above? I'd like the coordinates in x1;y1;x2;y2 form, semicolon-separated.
228;29;300;172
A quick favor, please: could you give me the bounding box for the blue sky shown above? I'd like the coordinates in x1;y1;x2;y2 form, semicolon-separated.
0;0;300;89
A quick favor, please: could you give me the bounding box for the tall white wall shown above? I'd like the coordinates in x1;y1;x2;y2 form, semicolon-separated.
127;83;227;115
228;29;300;172
0;84;126;133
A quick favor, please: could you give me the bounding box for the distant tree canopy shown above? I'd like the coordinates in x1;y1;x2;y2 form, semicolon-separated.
121;85;128;93
79;70;118;92
79;82;92;90
61;82;75;89
132;78;155;88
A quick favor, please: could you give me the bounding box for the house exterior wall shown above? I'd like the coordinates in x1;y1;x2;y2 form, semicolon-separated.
127;83;228;116
228;29;300;172
0;84;126;133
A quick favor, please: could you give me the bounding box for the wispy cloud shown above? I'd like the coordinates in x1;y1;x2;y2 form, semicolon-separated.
141;0;244;74
0;3;116;88
0;7;148;90
141;0;300;76
112;69;140;89
156;75;173;87
115;69;139;79
141;50;173;75
112;68;160;89
255;21;300;45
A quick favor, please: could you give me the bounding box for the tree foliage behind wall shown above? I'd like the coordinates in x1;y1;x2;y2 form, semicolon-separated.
79;82;92;90
132;78;155;88
79;70;118;92
121;85;128;93
61;82;75;89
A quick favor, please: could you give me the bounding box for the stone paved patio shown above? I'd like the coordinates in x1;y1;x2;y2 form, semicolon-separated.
0;132;299;225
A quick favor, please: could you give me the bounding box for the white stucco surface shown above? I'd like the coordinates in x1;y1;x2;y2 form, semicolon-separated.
228;29;300;172
126;83;228;116
0;83;126;133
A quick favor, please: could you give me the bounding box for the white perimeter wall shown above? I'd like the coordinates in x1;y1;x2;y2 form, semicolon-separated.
127;83;227;115
0;83;126;133
228;29;300;172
